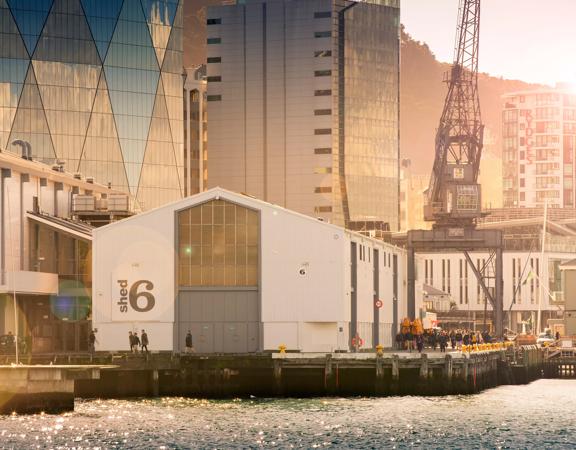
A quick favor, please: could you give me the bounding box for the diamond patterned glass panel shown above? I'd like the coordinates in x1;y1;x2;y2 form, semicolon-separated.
79;74;129;190
0;0;29;59
81;0;123;61
104;0;160;194
33;60;99;165
140;0;177;66
33;0;100;65
1;0;183;209
9;64;56;162
7;0;53;56
0;58;28;148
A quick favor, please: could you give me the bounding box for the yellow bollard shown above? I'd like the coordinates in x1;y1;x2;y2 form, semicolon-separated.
376;344;384;356
279;344;286;354
462;345;467;353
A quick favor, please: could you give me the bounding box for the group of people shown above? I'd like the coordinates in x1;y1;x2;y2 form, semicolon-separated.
396;326;494;353
128;330;149;353
89;329;196;354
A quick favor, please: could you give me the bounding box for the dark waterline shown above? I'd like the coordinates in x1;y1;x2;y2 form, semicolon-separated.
0;379;574;449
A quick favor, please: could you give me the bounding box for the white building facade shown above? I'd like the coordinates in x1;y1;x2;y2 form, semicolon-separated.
92;188;416;353
0;150;128;352
418;250;566;333
204;0;400;231
502;88;576;209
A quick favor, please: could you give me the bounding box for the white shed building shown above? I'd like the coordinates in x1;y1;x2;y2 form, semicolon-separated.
92;188;416;353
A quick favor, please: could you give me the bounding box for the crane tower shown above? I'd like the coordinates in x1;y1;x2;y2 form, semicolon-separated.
406;0;504;337
425;0;483;226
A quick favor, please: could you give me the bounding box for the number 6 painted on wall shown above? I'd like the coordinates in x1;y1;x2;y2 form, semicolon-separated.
129;280;155;312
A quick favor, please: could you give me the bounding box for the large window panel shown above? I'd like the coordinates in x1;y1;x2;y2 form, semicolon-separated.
178;199;259;287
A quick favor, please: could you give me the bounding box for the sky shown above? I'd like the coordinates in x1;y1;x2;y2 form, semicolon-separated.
401;0;576;86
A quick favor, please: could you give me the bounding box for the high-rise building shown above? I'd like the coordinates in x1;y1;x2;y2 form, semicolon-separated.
183;65;207;196
502;88;576;209
0;0;184;210
399;159;429;232
205;0;400;230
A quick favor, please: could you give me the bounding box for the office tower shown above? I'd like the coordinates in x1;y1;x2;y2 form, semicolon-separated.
0;0;184;210
184;65;207;196
502;88;576;208
205;0;400;230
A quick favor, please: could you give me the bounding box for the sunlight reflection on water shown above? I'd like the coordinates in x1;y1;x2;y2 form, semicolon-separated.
0;379;574;449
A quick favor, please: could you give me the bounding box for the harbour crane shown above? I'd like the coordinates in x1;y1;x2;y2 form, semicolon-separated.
407;0;504;337
424;0;483;226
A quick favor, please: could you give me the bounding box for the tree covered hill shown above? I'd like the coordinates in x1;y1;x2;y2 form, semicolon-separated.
401;26;544;175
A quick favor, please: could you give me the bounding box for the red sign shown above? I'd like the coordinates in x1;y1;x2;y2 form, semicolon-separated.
375;300;383;309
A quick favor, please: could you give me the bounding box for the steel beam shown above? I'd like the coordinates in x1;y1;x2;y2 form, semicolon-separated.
406;227;504;337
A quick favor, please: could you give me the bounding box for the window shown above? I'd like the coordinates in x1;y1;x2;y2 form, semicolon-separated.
207;38;221;44
207;76;221;82
314;70;331;77
314;109;331;116
207;18;221;25
314;167;332;174
314;206;332;213
520;178;525;187
456;185;479;211
314;31;331;38
314;11;331;18
207;57;221;63
207;95;222;102
314;50;332;57
315;187;332;193
520;192;525;201
314;148;332;154
315;89;331;96
178;199;259;287
315;128;331;135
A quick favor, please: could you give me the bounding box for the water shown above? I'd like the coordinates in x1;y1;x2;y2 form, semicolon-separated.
0;379;574;449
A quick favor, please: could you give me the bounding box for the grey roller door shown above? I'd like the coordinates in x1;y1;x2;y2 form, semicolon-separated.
178;290;259;353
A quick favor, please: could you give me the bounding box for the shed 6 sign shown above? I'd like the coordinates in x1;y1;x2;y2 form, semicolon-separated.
117;279;155;313
110;261;171;322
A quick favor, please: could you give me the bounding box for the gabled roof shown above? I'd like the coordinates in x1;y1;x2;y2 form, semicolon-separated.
92;187;405;252
93;187;344;235
422;284;450;297
27;211;93;240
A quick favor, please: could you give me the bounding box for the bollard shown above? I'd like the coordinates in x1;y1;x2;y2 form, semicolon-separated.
420;353;429;379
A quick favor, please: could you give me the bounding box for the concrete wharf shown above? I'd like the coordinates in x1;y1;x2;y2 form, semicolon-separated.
0;345;564;413
0;365;110;414
68;347;541;398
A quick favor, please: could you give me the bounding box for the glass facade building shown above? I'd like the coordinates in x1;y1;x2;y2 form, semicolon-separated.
0;0;184;210
205;0;400;231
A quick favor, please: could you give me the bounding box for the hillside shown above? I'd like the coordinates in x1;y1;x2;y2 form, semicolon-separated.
184;0;224;68
401;27;544;174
